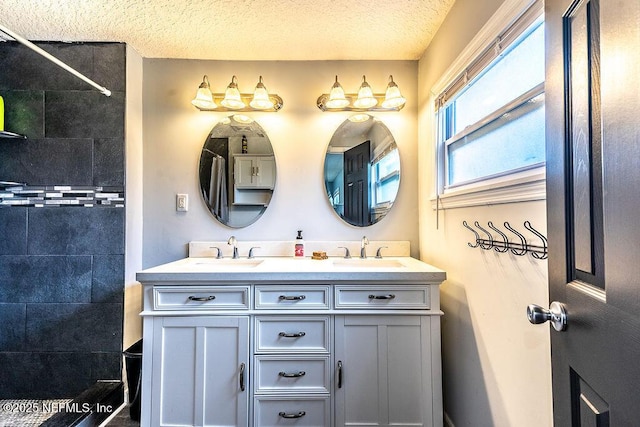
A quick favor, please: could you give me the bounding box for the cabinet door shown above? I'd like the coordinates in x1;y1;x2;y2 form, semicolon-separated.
335;315;437;427
151;316;249;427
254;156;275;189
234;157;255;188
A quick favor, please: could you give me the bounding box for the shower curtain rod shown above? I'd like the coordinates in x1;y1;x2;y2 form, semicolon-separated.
0;23;112;97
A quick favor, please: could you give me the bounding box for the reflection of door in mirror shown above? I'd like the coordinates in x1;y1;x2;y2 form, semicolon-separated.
344;140;370;227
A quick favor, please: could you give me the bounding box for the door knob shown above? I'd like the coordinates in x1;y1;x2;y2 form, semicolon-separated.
527;301;567;331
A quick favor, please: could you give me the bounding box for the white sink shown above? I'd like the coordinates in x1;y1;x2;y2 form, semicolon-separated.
187;258;264;268
332;258;405;268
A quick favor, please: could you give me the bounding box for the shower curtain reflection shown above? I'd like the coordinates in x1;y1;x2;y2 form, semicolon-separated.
208;154;228;222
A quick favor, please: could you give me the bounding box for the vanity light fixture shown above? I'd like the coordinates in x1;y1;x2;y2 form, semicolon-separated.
191;75;283;112
317;74;406;112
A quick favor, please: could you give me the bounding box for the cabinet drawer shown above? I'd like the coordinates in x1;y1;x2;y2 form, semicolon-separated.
254;396;330;427
255;286;330;310
254;355;330;394
255;316;330;353
335;285;430;309
153;286;250;311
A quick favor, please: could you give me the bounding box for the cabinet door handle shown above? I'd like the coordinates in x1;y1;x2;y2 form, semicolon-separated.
368;294;396;300
188;295;216;302
239;363;246;392
278;331;306;338
278;295;306;301
278;411;306;419
279;371;306;378
337;360;343;388
255;166;260;176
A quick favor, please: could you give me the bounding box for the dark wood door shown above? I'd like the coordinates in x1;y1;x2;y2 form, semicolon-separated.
545;0;640;425
343;140;370;226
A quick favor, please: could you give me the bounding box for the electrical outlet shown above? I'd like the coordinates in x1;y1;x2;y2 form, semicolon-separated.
176;194;188;212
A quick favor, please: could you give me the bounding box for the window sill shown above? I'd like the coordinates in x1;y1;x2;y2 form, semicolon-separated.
430;167;546;210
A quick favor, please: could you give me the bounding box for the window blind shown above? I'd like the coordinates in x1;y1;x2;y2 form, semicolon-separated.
434;0;544;111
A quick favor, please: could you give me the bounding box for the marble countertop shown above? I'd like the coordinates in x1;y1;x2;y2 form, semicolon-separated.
136;256;447;283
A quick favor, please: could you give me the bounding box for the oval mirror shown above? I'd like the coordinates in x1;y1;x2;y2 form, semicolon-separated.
323;114;400;227
199;115;276;228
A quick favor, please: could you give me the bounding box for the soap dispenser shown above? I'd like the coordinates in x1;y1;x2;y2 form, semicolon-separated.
295;230;305;257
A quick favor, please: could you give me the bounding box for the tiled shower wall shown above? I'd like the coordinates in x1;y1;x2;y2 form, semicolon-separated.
0;42;125;398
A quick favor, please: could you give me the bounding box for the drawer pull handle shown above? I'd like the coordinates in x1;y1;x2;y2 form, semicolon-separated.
368;294;396;300
278;331;306;338
278;411;306;419
239;363;246;392
279;371;306;378
188;295;216;302
337;360;343;388
278;295;306;301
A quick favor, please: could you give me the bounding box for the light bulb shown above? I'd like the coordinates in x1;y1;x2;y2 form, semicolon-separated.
191;75;216;109
250;76;274;110
353;76;377;109
221;76;245;109
325;75;350;109
381;75;406;109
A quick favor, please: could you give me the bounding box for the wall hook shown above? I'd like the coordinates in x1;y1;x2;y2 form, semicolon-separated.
474;221;494;250
462;221;481;248
524;220;548;259
503;221;528;256
487;221;510;253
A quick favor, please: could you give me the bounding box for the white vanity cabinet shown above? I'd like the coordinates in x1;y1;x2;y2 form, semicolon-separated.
138;256;445;427
149;316;250;427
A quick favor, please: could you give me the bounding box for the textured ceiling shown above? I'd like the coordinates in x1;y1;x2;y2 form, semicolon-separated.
0;0;455;60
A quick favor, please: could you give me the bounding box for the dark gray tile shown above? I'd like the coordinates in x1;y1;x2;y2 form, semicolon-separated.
0;138;92;186
93;44;126;93
0;42;94;92
28;208;124;255
0;209;27;254
0;352;92;399
91;352;122;381
0;303;27;351
26;303;122;352
0;255;92;303
92;255;125;303
45;91;125;139
94;138;125;186
0;90;45;138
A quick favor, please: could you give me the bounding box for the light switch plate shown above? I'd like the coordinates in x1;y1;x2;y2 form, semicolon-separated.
176;194;188;212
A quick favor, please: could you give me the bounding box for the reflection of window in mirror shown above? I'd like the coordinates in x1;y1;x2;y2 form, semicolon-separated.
371;143;399;208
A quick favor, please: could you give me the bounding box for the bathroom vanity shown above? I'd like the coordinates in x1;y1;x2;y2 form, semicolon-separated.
137;250;445;427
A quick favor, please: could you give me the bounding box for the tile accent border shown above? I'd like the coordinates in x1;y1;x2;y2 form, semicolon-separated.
0;185;124;207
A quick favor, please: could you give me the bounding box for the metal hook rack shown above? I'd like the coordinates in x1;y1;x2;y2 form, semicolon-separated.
462;220;547;259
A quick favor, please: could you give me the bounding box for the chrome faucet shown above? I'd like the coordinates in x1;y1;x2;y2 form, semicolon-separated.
227;236;239;259
360;236;369;259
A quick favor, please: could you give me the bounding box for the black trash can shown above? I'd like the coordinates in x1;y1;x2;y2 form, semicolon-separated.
123;339;143;421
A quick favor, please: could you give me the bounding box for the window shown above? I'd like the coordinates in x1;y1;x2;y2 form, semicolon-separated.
433;0;545;203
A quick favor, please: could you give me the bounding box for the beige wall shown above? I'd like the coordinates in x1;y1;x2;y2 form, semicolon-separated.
141;60;418;267
418;0;553;426
124;45;144;349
